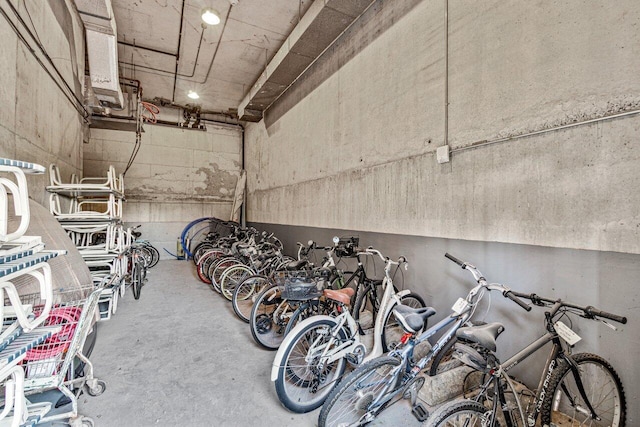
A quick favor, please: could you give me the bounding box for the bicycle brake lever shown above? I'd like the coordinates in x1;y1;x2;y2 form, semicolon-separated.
599;318;618;331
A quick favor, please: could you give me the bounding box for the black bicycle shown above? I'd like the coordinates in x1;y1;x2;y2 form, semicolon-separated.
427;289;627;427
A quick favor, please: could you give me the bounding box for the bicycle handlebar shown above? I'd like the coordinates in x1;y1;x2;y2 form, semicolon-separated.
510;291;627;324
503;290;532;311
444;252;465;267
357;248;406;267
447;253;531;311
585;306;627;324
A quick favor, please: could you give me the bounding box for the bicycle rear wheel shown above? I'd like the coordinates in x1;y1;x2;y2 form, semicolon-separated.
318;356;401;427
541;353;626;427
249;284;290;350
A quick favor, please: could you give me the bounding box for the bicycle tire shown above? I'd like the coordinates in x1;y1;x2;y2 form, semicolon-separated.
381;292;426;352
145;243;160;268
137;246;154;268
196;250;220;284
283;299;330;336
249;284;291;350
132;261;143;300
540;352;626;427
220;264;254;301
318;355;402;427
275;317;349;413
425;399;487;427
192;242;215;265
232;274;271;322
352;282;378;331
211;257;240;293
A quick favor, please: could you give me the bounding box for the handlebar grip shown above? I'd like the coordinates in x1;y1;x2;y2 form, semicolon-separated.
585;306;627;324
504;291;532;311
444;252;465;267
398;256;407;264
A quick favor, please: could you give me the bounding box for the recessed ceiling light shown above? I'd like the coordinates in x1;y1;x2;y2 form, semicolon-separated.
201;8;220;25
187;90;199;99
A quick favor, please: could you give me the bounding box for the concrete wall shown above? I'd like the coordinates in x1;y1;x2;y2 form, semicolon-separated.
84;123;242;255
253;222;640;423
245;0;640;255
244;0;640;422
0;0;86;205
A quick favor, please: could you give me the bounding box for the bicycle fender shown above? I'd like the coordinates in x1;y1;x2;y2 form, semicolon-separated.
270;315;337;382
396;289;410;298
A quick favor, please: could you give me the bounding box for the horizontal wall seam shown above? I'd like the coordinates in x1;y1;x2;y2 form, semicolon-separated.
250;150;438;194
452;109;640;154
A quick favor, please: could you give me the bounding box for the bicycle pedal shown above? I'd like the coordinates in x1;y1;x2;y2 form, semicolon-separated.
411;403;429;422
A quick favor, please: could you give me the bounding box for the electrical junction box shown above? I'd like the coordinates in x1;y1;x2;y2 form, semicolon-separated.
437;145;450;164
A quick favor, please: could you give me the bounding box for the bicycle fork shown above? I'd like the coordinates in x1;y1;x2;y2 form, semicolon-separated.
559;353;601;421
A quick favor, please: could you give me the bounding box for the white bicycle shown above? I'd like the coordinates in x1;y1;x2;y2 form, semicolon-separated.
271;248;427;413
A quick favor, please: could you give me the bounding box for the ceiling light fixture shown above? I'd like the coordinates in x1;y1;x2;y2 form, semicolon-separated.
201;8;221;25
187;90;199;99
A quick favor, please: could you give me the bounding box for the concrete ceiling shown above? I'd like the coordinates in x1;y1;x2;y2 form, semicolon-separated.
111;0;374;122
113;0;314;118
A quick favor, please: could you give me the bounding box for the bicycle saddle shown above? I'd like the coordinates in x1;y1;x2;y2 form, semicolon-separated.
393;305;436;333
323;288;355;305
455;322;505;352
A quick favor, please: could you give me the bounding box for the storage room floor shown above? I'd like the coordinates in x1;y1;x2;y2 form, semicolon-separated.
79;260;421;426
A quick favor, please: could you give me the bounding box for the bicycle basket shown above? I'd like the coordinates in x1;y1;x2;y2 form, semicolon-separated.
335;236;359;258
276;270;323;301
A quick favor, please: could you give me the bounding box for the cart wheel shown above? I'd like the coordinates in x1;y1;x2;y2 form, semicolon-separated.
81;417;95;427
86;380;106;396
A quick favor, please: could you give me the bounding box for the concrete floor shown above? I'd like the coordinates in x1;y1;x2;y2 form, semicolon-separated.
79;260;423;427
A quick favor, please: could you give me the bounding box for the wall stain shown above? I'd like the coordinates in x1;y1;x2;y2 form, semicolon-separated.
194;163;238;198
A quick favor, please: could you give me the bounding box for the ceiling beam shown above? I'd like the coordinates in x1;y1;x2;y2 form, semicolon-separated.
237;0;374;121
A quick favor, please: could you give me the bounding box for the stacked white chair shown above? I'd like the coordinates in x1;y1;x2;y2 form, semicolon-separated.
46;164;129;320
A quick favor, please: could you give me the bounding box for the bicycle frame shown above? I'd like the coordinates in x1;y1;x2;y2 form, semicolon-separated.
271;250;411;383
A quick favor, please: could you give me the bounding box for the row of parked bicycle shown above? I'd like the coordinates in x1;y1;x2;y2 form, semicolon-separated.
189;219;627;427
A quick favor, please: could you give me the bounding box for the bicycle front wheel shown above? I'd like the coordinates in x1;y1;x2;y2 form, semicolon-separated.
232;275;271;322
220;264;254;301
425;400;487;427
541;353;626;427
318;356;401;427
275;317;349;413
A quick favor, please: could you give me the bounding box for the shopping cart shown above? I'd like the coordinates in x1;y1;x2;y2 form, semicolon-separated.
15;283;106;427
